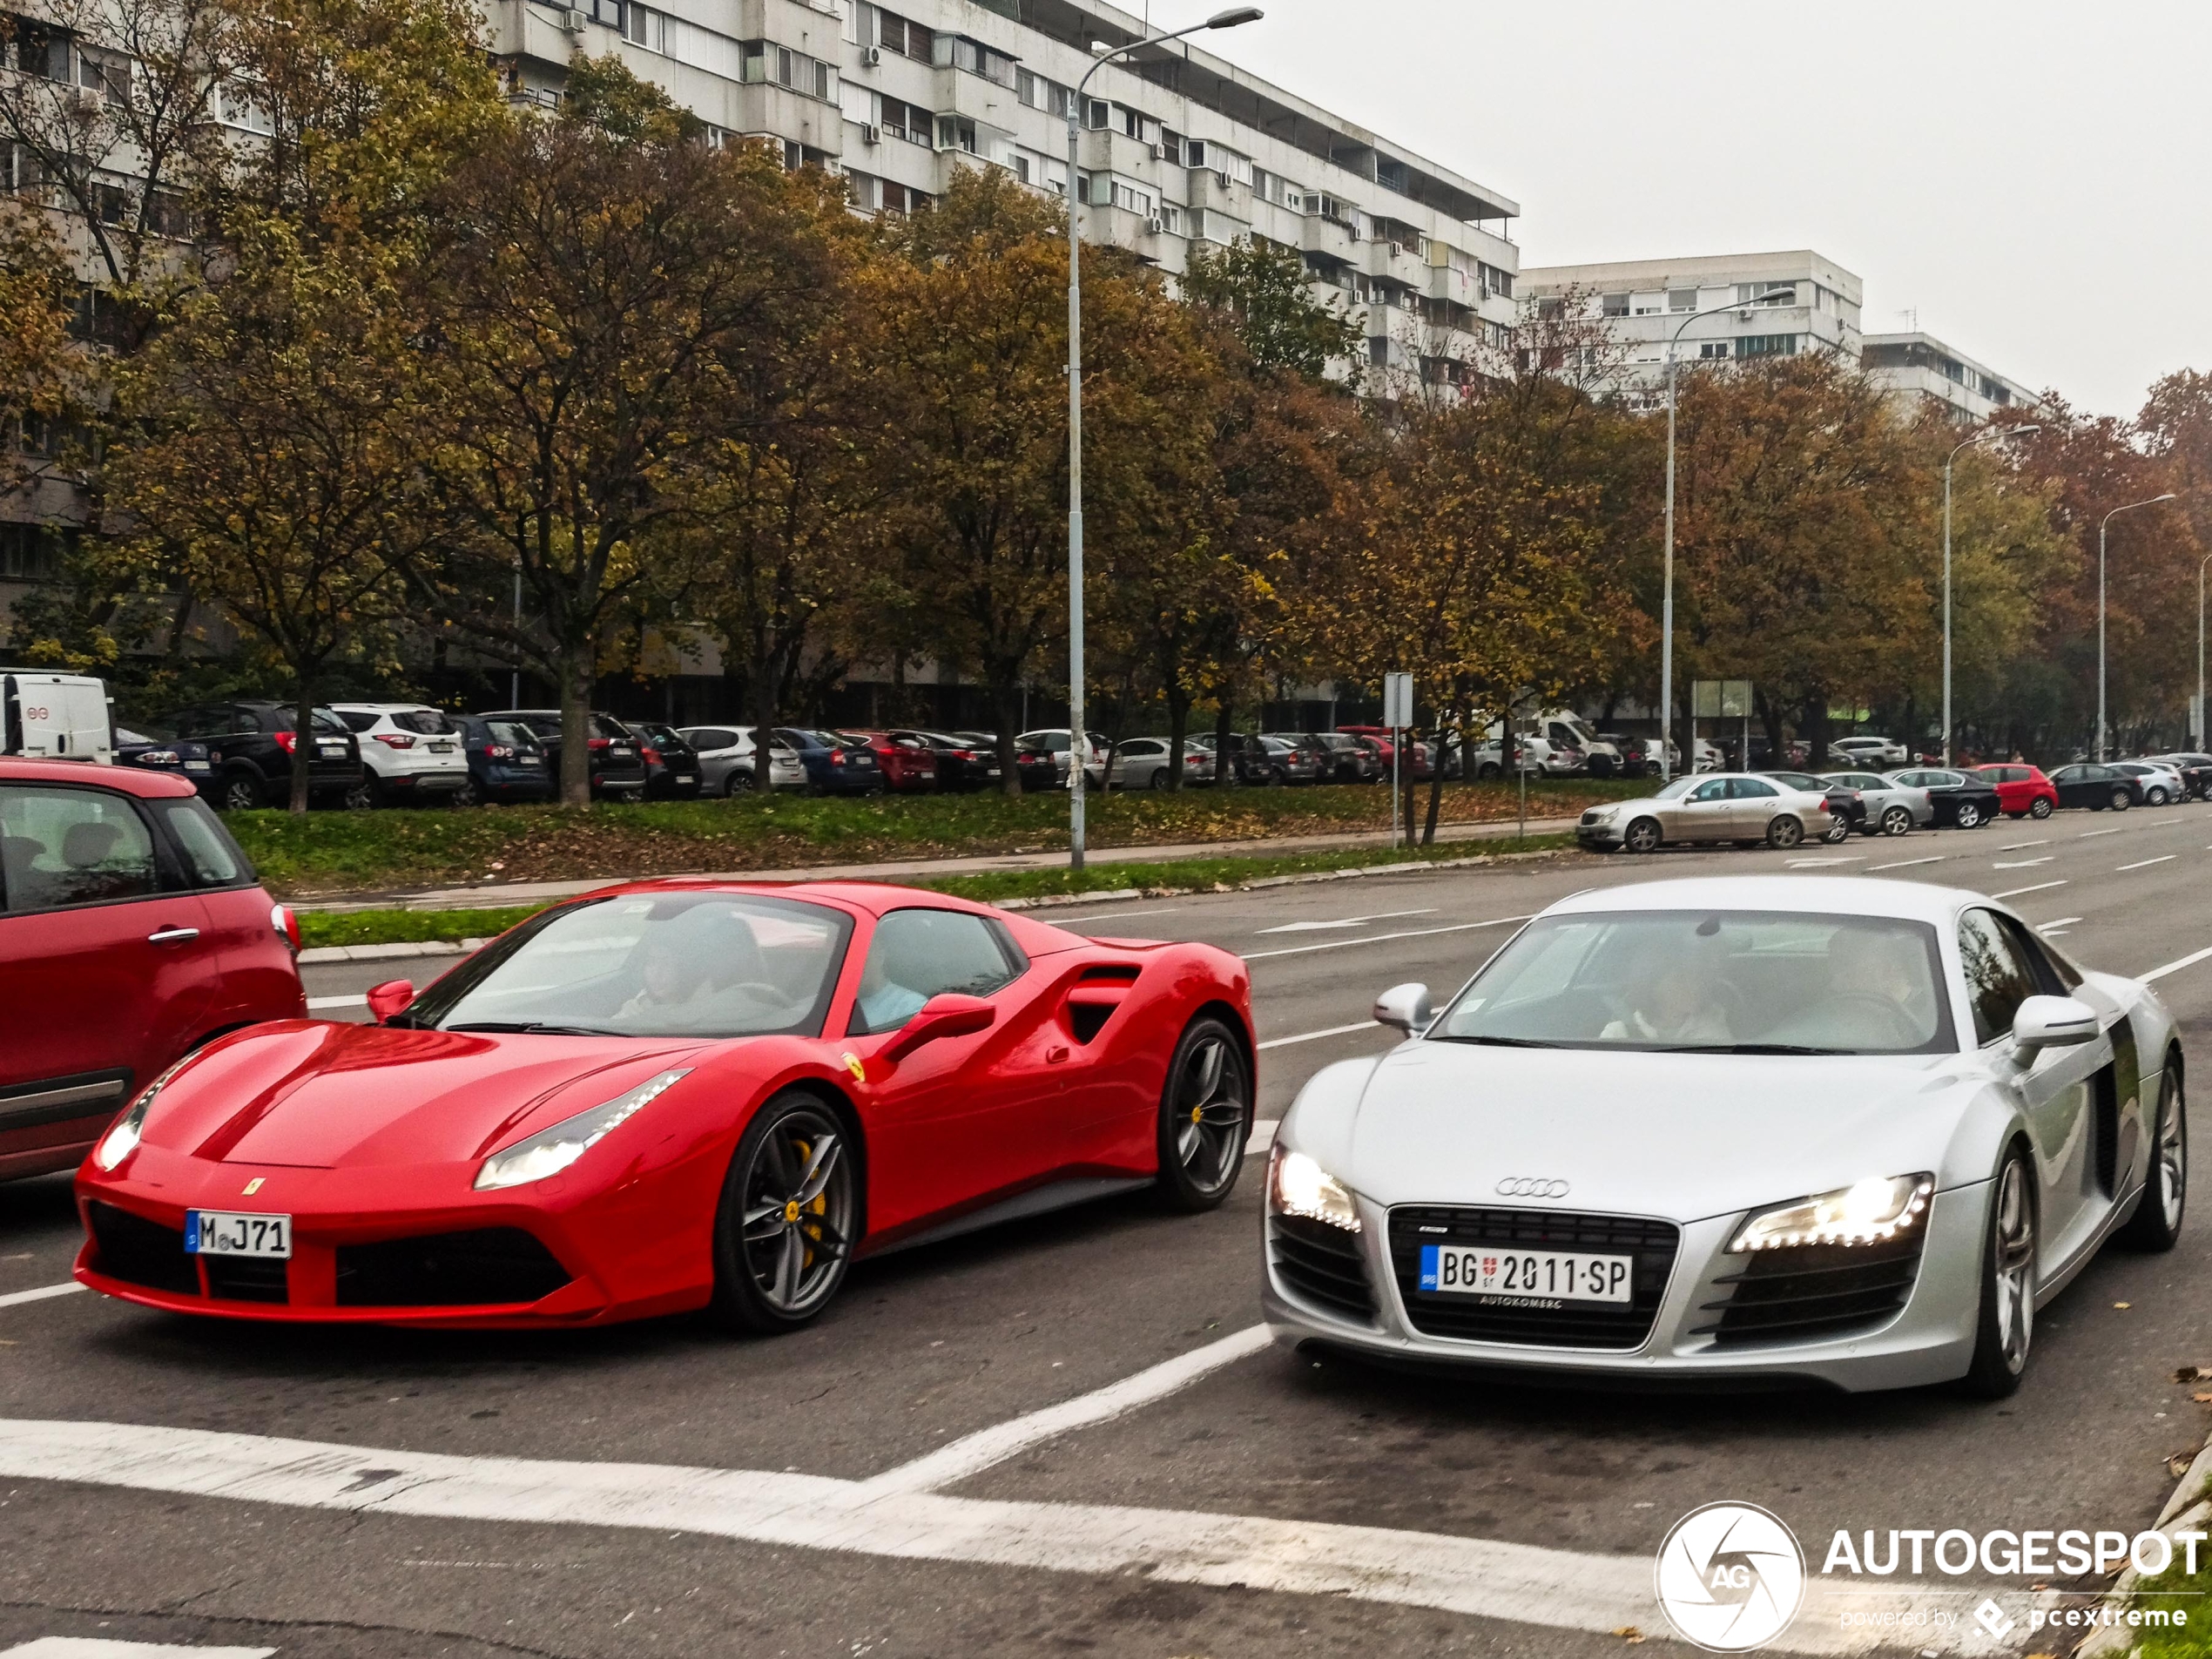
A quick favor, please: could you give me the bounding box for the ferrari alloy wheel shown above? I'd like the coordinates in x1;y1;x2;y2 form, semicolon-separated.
2029;796;2053;819
1764;815;1804;849
711;1093;859;1333
1962;1148;2036;1398
1153;1017;1250;1212
2120;1061;2188;1251
1880;806;1912;836
1622;817;1662;854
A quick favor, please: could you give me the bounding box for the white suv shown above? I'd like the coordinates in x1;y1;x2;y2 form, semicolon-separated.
327;703;470;805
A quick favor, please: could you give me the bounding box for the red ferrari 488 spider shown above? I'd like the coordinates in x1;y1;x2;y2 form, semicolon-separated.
74;881;1254;1332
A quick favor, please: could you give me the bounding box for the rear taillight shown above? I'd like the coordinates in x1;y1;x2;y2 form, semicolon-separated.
954;749;976;760
271;902;300;954
485;744;514;759
587;737;610;750
373;732;415;749
640;745;662;764
272;731;297;753
831;751;846;765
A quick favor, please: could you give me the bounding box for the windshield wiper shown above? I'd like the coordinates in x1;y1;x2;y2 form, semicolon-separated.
1656;1043;1850;1055
1432;1034;1562;1048
443;1021;627;1037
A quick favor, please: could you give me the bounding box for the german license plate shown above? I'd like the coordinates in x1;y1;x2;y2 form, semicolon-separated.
184;1211;292;1258
1418;1244;1631;1303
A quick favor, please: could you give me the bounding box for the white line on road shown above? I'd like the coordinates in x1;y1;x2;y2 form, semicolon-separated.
1257;1022;1378;1050
1042;907;1185;928
2080;827;2126;839
0;1417;1975;1654
1247;1118;1278;1152
0;1283;84;1311
3;1642;276;1657
2118;855;2178;872
1868;855;1946;871
2037;918;2083;932
306;994;368;1010
1784;857;1860;868
1991;880;2067;900
1243;915;1531;961
1991;858;2053;869
2142;946;2212;985
1255;907;1438;935
1997;839;2049;851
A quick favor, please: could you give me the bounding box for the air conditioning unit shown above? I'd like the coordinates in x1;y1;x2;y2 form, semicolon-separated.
559;7;587;33
1145;214;1164;234
860;122;880;145
1386;241;1406;259
1212;170;1231;189
1148;141;1163;161
69;84;104;113
860;44;881;65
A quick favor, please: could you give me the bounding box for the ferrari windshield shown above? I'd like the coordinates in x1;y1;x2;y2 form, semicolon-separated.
1432;910;1953;1055
414;893;853;1039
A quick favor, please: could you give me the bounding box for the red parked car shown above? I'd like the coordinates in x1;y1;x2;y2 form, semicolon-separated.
835;730;939;793
75;880;1253;1329
0;759;305;1183
1971;763;2060;820
1339;726;1433;781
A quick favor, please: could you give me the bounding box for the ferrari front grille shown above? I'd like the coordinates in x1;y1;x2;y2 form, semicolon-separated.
1694;1231;1925;1346
204;1255;289;1304
335;1226;571;1307
1387;1206;1679;1350
86;1201;199;1295
1269;1214;1376;1322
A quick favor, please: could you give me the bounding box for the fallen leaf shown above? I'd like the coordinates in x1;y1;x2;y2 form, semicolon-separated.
2194;1393;2212;1404
2115;1302;2133;1310
1613;1629;1647;1645
2170;1453;2196;1479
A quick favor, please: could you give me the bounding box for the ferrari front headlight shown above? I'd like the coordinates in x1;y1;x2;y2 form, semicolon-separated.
1728;1173;1933;1252
474;1069;691;1191
1269;1146;1361;1233
91;1057;194;1171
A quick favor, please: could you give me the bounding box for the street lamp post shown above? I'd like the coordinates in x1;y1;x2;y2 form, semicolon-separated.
2200;552;2211;750
1658;287;1795;782
1064;5;1260;870
2097;492;2177;761
1940;422;2040;764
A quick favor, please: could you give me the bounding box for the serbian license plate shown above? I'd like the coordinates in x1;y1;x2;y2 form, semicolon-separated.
1419;1244;1632;1304
185;1210;292;1258
317;742;345;756
429;740;455;753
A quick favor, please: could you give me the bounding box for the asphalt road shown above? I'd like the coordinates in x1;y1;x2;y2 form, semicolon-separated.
5;803;2212;1656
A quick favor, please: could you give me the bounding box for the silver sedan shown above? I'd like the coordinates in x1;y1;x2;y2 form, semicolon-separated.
1824;769;1934;836
1575;772;1834;853
1262;874;2185;1394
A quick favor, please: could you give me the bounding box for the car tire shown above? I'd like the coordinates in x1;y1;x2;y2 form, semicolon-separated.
1152;1015;1251;1212
1148;771;1171;792
1764;815;1804;849
1880;806;1912;836
2029;797;2053;819
449;779;479;809
2112;788;2132;811
1476;762;1501;780
1959;1145;2036;1399
709;1090;860;1335
341;780;375;812
1269;766;1288;787
2148;786;2170;806
218;771;262;813
1821;815;1851;845
725;768;754;797
2119;1060;2188;1252
1952;800;1984;829
1622;817;1661;854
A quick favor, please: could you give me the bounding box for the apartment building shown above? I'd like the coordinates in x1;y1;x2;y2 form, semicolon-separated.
1861;330;2036;421
481;0;1524;384
1516;250;1864;408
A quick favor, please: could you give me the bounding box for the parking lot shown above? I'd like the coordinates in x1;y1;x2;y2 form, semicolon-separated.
3;809;2211;1656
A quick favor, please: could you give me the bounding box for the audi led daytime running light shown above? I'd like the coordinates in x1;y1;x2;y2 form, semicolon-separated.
91;1056;195;1171
474;1069;691;1191
1728;1173;1934;1252
1269;1146;1361;1232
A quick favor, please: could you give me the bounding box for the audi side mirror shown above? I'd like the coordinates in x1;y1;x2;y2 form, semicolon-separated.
2012;995;2098;1055
366;979;416;1024
883;992;996;1062
1373;981;1433;1035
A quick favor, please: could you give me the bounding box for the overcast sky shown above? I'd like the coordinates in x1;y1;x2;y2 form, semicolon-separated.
1200;0;2211;419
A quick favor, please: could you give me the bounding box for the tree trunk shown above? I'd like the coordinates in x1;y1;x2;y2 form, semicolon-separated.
1212;699;1232;785
288;681;317;816
560;637;595;808
749;638;777;792
1163;685;1190;792
1420;707;1448;846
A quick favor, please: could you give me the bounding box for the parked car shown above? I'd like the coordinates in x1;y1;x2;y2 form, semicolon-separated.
679;725;802;796
1532;711;1623;778
835;730;938;793
114;726;215;794
1759;771;1860;842
1831;735;1908;766
1884;766;2003;828
454;714;553;804
1575;772;1834;852
1970;763;2060;820
2046;762;2147;812
477;710;648;801
621;720;704;799
1254;734;1325;786
1599;733;1673;779
1341;729;1432;782
2148;753;2212;800
1821;770;1935;836
1103;737;1181;791
776;727;882;795
1691;738;1727;773
1188;732;1271;785
161;701;368;812
0;759;304;1182
327;703;471;806
891;730;1001;792
2109;760;2185;806
1015;729;1109;791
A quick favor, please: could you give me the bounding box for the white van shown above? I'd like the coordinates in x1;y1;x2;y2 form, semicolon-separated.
1;671;112;764
1478;711;1624;778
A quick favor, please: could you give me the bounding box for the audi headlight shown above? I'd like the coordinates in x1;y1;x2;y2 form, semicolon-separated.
474;1069;691;1191
1269;1146;1361;1233
1729;1173;1933;1252
91;1057;194;1171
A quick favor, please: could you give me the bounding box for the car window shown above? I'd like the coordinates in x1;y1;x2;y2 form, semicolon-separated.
1123;740;1163;756
1958;909;2042;1046
1688;779;1728;803
686;728;738;751
484;720;538;750
392;709;453;736
847;909;1027;1037
592;716;633;741
1730;779;1778;799
334;710;380;732
153;796;249;887
0;785;160;911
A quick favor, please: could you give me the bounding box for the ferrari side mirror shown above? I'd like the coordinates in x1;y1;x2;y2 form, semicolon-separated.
883;992;996;1062
365;979;416;1024
1373;981;1432;1035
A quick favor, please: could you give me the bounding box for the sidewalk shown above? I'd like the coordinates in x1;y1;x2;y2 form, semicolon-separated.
289;812;1582;914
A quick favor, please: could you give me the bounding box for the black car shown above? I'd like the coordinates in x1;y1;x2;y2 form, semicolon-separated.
478;709;649;801
454;714;553;804
1888;765;2005;827
895;730;1001;792
160;700;368;811
1262;732;1363;784
2147;753;2212;800
2046;763;2147;812
114;725;217;796
624;720;703;799
775;727;882;795
1761;770;1859;841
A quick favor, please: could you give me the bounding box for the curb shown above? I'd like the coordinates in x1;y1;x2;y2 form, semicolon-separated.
2072;1410;2212;1656
298;938;487;965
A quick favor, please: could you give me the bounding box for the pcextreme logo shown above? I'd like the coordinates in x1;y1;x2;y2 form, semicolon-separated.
1655;1502;1807;1652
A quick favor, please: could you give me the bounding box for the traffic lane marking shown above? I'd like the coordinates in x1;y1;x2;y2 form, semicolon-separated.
1867;854;1945;871
0;1417;1974;1654
1255;907;1439;935
2142;945;2212;984
1243;915;1533;961
2080;827;2125;839
1997;839;2049;851
2118;855;2178;872
307;993;367;1010
1042;907;1186;929
1992;858;2053;869
1991;880;2067;900
1258;1021;1379;1050
0;1282;84;1311
3;1642;276;1657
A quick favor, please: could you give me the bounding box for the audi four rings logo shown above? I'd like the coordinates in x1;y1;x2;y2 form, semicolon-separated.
1495;1177;1570;1198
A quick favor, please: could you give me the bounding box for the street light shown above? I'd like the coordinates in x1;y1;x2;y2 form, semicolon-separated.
1658;285;1795;781
2199;551;2210;750
2097;491;2177;761
1065;4;1261;871
1941;421;2040;764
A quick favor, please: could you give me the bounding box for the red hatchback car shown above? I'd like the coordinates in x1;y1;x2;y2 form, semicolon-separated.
835;730;939;792
0;759;305;1182
1972;763;2060;820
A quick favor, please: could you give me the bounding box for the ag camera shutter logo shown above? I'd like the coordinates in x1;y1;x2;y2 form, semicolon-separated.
1655;1502;1805;1651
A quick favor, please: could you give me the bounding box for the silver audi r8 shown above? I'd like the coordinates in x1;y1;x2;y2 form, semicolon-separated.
1263;876;2185;1395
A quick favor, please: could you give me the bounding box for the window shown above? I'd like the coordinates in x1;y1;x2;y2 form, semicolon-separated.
876;9;931;58
8;17;71;82
153;797;247;888
620;1;663;51
0;524;67;580
1699;341;1730;359
848;909;1024;1036
0;786;159;911
938;34;1014;86
1602;292;1629;317
78;46;130;105
1737;334;1797;359
1736;280;1794;304
880;94;927;143
934;113;976;154
1958;909;2040;1046
1668;288;1696;313
1729;779;1778;799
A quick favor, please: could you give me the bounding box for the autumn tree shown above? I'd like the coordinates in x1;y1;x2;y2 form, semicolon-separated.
0;200;91;505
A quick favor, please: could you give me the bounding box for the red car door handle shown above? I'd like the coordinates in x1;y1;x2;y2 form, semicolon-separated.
147;927;201;945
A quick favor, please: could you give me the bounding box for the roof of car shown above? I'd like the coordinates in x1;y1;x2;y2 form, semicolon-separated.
0;757;193;797
1548;874;1978;924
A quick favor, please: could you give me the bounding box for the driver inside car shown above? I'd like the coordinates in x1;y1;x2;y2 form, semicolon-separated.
1600;933;1735;1045
617;906;792;1030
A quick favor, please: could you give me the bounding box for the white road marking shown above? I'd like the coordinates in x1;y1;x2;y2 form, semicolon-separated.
1247;1118;1278;1152
1997;839;2049;851
1868;854;1946;871
2037;918;2083;932
1256;907;1438;935
1991;880;2067;900
1991;858;2052;869
306;994;368;1010
1243;915;1532;961
3;1642;275;1657
2079;827;2125;839
1042;907;1184;928
859;1325;1275;1498
0;1283;84;1311
0;1418;1975;1654
2142;945;2212;985
1257;1022;1379;1050
2118;855;2178;872
1783;857;1858;868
